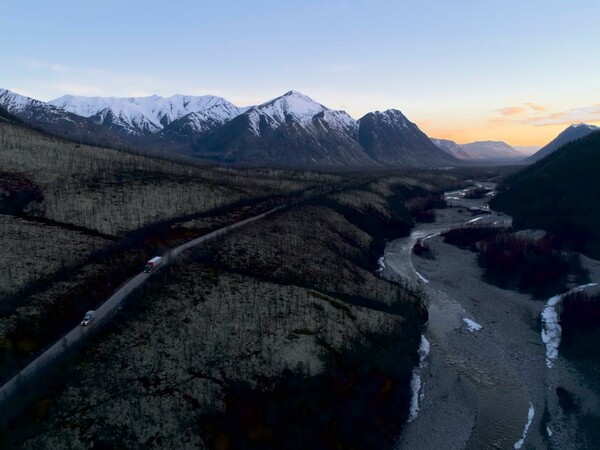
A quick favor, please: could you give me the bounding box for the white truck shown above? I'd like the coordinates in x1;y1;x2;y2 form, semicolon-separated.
144;256;163;273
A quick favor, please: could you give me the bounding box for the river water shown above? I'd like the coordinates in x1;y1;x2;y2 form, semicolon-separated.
382;183;600;449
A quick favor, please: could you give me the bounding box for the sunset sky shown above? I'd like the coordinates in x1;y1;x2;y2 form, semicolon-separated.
2;0;599;146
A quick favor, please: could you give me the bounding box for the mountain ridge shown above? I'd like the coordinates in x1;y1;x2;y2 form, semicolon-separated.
525;123;599;163
0;87;460;168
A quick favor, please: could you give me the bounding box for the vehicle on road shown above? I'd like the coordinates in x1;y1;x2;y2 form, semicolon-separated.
80;311;95;326
144;256;163;273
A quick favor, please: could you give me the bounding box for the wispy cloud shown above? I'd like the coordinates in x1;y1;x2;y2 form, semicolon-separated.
10;59;224;100
525;105;600;126
525;102;548;112
497;106;527;116
491;102;600;127
20;59;74;73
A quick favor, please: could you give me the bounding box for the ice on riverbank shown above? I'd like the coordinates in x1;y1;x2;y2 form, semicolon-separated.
415;270;429;283
541;283;597;368
463;317;482;332
376;256;385;274
513;403;535;449
467;217;483;224
407;335;430;422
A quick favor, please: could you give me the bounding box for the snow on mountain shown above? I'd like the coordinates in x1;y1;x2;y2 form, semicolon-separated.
572;123;599;131
0;88;50;113
526;123;600;163
255;90;327;122
49;94;242;135
358;110;459;167
458;141;524;160
243;90;358;137
430;138;472;159
195;91;373;166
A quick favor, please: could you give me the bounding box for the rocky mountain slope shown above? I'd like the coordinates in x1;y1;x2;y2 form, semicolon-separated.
432;137;527;161
525;123;599;163
0;89;135;148
430;138;472;160
459;141;524;160
193;91;375;166
50;94;242;138
358;110;458;166
1;88;460;168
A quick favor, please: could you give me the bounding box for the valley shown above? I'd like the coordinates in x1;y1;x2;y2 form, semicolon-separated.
383;184;600;449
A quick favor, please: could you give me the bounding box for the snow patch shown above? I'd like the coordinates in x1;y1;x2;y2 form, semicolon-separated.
541;283;597;368
514;403;535;449
467;217;483;224
48;93;242;134
376;256;385;274
546;426;553;437
415;270;429;284
407;335;430;422
463;317;482;332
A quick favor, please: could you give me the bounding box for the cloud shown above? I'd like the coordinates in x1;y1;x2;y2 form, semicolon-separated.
20;59;73;73
525;102;548;112
525;105;600;126
497;106;527;116
11;59;225;100
491;101;600;127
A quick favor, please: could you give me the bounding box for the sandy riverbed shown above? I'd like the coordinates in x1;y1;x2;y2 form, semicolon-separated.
382;184;600;449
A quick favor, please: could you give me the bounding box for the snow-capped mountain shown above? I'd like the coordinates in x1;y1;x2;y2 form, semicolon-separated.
49;94;243;136
457;141;524;160
526;123;600;163
430;138;473;160
432;138;534;162
0;88;132;147
195;91;373;166
1;88;65;118
1;87;464;168
358;110;458;167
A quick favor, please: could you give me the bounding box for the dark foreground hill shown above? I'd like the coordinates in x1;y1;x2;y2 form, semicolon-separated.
525;123;599;163
491;131;600;257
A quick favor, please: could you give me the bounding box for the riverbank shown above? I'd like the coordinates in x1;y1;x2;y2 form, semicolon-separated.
385;183;600;449
383;184;546;449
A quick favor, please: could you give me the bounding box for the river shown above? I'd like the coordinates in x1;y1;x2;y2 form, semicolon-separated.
382;183;600;449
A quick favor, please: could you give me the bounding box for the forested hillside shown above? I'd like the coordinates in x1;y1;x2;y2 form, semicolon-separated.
491;131;600;257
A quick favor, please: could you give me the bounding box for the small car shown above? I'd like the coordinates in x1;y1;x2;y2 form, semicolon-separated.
80;311;95;326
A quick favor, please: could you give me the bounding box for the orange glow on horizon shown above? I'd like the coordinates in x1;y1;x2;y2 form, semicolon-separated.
416;119;600;147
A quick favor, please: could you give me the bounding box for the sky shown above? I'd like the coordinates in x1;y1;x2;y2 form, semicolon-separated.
2;0;600;146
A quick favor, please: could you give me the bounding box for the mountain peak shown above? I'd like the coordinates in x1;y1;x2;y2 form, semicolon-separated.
253;91;328;124
570;123;598;130
282;90;307;97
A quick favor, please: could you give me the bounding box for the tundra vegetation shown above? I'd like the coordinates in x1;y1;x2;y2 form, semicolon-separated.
0;115;461;448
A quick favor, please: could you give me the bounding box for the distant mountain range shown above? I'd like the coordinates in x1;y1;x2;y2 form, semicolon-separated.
431;138;530;162
4;87;594;169
525;123;599;163
0;88;458;168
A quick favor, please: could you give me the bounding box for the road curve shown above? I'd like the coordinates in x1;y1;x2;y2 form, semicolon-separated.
0;206;283;407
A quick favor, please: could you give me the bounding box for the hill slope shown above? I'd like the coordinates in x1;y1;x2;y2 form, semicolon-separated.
358;110;459;167
491;130;600;257
526;123;599;163
194;91;376;166
459;141;524;160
